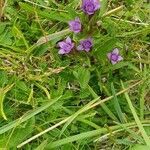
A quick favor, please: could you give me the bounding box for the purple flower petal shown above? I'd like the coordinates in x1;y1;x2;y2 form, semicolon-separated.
112;48;119;55
66;37;72;44
58;49;66;54
93;0;100;10
77;45;84;51
70;43;75;49
58;42;66;48
84;48;91;52
58;37;74;55
111;54;118;61
118;56;123;61
111;60;117;65
69;21;74;26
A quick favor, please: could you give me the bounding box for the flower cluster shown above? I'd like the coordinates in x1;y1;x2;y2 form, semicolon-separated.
58;0;123;65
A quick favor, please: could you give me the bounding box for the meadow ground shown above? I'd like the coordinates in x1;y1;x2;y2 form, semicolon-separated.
0;0;150;149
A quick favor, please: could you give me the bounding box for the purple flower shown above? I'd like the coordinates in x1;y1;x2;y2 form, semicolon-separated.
81;0;100;15
77;38;93;52
107;48;123;64
69;18;82;33
58;37;74;54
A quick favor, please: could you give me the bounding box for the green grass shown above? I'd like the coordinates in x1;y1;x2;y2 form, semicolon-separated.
0;0;150;149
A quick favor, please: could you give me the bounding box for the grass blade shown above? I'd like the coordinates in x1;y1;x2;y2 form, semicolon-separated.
0;84;14;120
46;121;150;149
111;82;125;123
121;81;150;146
34;140;48;150
59;97;100;137
17;80;142;148
0;96;61;134
88;85;119;122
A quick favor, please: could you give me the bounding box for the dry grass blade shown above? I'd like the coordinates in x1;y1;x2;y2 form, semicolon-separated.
17;117;71;148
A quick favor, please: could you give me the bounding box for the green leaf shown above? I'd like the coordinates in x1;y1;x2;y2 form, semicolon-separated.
73;67;90;89
0;30;13;45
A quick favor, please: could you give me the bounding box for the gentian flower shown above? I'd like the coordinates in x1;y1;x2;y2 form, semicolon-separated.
107;48;123;64
81;0;100;15
58;37;74;54
69;17;82;33
77;38;93;52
